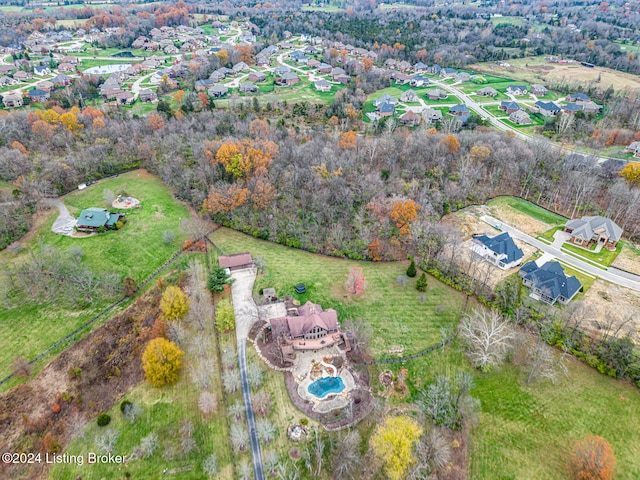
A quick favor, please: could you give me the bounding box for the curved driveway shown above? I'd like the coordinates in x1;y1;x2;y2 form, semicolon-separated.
44;198;76;236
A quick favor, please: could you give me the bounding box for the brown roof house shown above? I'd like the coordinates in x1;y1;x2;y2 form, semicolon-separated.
399;110;421;126
270;301;349;364
218;252;253;272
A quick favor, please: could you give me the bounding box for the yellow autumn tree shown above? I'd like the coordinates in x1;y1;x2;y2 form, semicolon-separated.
470;145;491;162
39;109;61;125
390;199;420;235
215;299;235;332
159;286;190;322
370;416;423;480
142;338;184;387
440;135;460;155
60;112;83;133
619;162;640;186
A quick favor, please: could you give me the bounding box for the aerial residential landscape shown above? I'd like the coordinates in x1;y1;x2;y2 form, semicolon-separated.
0;0;639;479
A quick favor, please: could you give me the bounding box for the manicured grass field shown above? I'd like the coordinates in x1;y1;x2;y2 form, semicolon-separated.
487;196;567;225
0;171;192;384
210;228;471;357
561;241;622;267
538;225;564;243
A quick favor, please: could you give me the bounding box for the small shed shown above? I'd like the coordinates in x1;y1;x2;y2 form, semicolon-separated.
218;252;253;272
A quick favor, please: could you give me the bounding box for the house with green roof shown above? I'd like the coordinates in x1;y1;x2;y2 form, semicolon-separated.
76;208;124;232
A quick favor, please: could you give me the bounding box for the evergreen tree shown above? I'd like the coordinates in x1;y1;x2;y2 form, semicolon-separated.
416;273;428;292
406;259;417;278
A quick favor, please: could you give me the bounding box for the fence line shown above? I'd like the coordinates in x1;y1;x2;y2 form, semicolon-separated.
359;335;455;366
0;227;220;387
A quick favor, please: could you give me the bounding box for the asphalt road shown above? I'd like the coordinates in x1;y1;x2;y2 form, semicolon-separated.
481;215;640;291
230;267;265;480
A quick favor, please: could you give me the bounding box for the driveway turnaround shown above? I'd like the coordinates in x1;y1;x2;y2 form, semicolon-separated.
481;215;640;291
230;267;265;480
45;198;76;236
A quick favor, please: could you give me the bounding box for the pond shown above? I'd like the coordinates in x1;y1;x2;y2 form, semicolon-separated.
308;376;345;399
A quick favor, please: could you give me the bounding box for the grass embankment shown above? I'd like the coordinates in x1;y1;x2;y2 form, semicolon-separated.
562;242;622;267
210;227;470;358
0;170;191;384
487;196;566;225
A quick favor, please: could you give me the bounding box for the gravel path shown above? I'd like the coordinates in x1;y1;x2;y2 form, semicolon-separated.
44;198;76;236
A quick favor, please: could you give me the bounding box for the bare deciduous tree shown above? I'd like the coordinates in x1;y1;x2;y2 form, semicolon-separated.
331;429;362;480
230;423;249;451
94;428;120;454
198;391;217;415
202;453;218;476
459;308;513;371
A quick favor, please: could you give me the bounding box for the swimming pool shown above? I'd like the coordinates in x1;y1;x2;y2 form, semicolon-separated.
308;376;345;399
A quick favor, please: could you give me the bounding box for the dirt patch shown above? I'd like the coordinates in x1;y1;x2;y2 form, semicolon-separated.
611;243;640;275
441;209;538;289
488;205;550;236
112;196;140;209
579;280;640;340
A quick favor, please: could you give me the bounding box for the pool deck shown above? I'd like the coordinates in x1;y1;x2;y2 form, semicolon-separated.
297;366;356;413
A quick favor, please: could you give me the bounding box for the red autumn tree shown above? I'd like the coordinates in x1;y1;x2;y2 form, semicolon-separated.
569;436;615;480
345;267;366;295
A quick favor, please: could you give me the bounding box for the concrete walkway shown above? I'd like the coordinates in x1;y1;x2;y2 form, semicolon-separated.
481;215;640;291
230;267;265;480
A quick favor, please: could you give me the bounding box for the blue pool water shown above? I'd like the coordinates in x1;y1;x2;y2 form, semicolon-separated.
308;376;345;399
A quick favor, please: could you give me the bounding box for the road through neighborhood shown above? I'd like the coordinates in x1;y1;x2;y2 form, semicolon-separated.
481;215;640;291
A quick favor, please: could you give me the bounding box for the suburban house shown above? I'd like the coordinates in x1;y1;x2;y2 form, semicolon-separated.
2;92;23;108
562;103;582;114
239;82;258;93
500;101;521;114
314;79;331;92
278;71;300;86
477;86;498;97
471;232;524;269
440;67;457;78
374;94;399;107
33;65;51;76
51;73;73;87
506;85;528;96
28;89;49;102
13;70;31;81
581;101;601;114
422;108;443;123
115;91;134;105
139;89;157;102
449;104;470;116
195;79;215;91
509;110;532;125
218;252;253;272
57;62;75;72
376;102;395;117
399;110;421;126
519;261;582;305
333;73;350;84
413;62;429;72
0;76;17;86
208;85;229;97
535;101;561;117
427;88;448;100
400;89;419;103
455;72;471;82
427;64;441;75
316;63;332;74
566;92;590;103
76;208;125;232
248;71;266;83
625;141;640;158
269;301;349;364
307;59;320;69
410;75;429;87
564;216;623;250
530;84;548;96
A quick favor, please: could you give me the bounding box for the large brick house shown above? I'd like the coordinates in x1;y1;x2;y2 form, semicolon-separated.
564;216;622;250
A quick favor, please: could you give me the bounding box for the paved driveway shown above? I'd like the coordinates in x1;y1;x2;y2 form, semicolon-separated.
481;215;640;291
229;267;265;480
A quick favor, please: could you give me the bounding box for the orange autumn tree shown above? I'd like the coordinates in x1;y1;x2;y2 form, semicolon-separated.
148;112;165;131
569;436;615;480
203;183;251;213
11;141;28;156
197;91;209;109
440;135;460;154
390;199;420;235
339;131;357;149
208;139;278;179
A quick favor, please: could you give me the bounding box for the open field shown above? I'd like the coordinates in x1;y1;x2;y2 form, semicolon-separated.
490;16;525;26
210;227;472;358
0;170;191;383
470;56;640;94
612;241;640;274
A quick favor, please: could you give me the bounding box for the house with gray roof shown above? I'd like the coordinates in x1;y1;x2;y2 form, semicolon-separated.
509;110;532;125
626;141;640;158
422;108;443;123
506;85;528;96
208;84;229;97
519;261;582;305
374;94;398;107
471;232;524;270
535;101;560;117
564;216;623;250
477;86;498;97
239;82;258;93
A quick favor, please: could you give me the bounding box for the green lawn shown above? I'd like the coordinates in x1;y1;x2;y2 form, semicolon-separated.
538;226;564;243
488;196;567;225
490;15;525;26
0;171;191;383
561;242;622;267
210;228;471;358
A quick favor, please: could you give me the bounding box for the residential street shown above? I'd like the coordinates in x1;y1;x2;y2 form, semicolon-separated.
481;215;640;291
230;267;265;480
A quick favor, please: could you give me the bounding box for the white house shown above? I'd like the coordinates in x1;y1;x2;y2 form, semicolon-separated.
470;232;524;270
